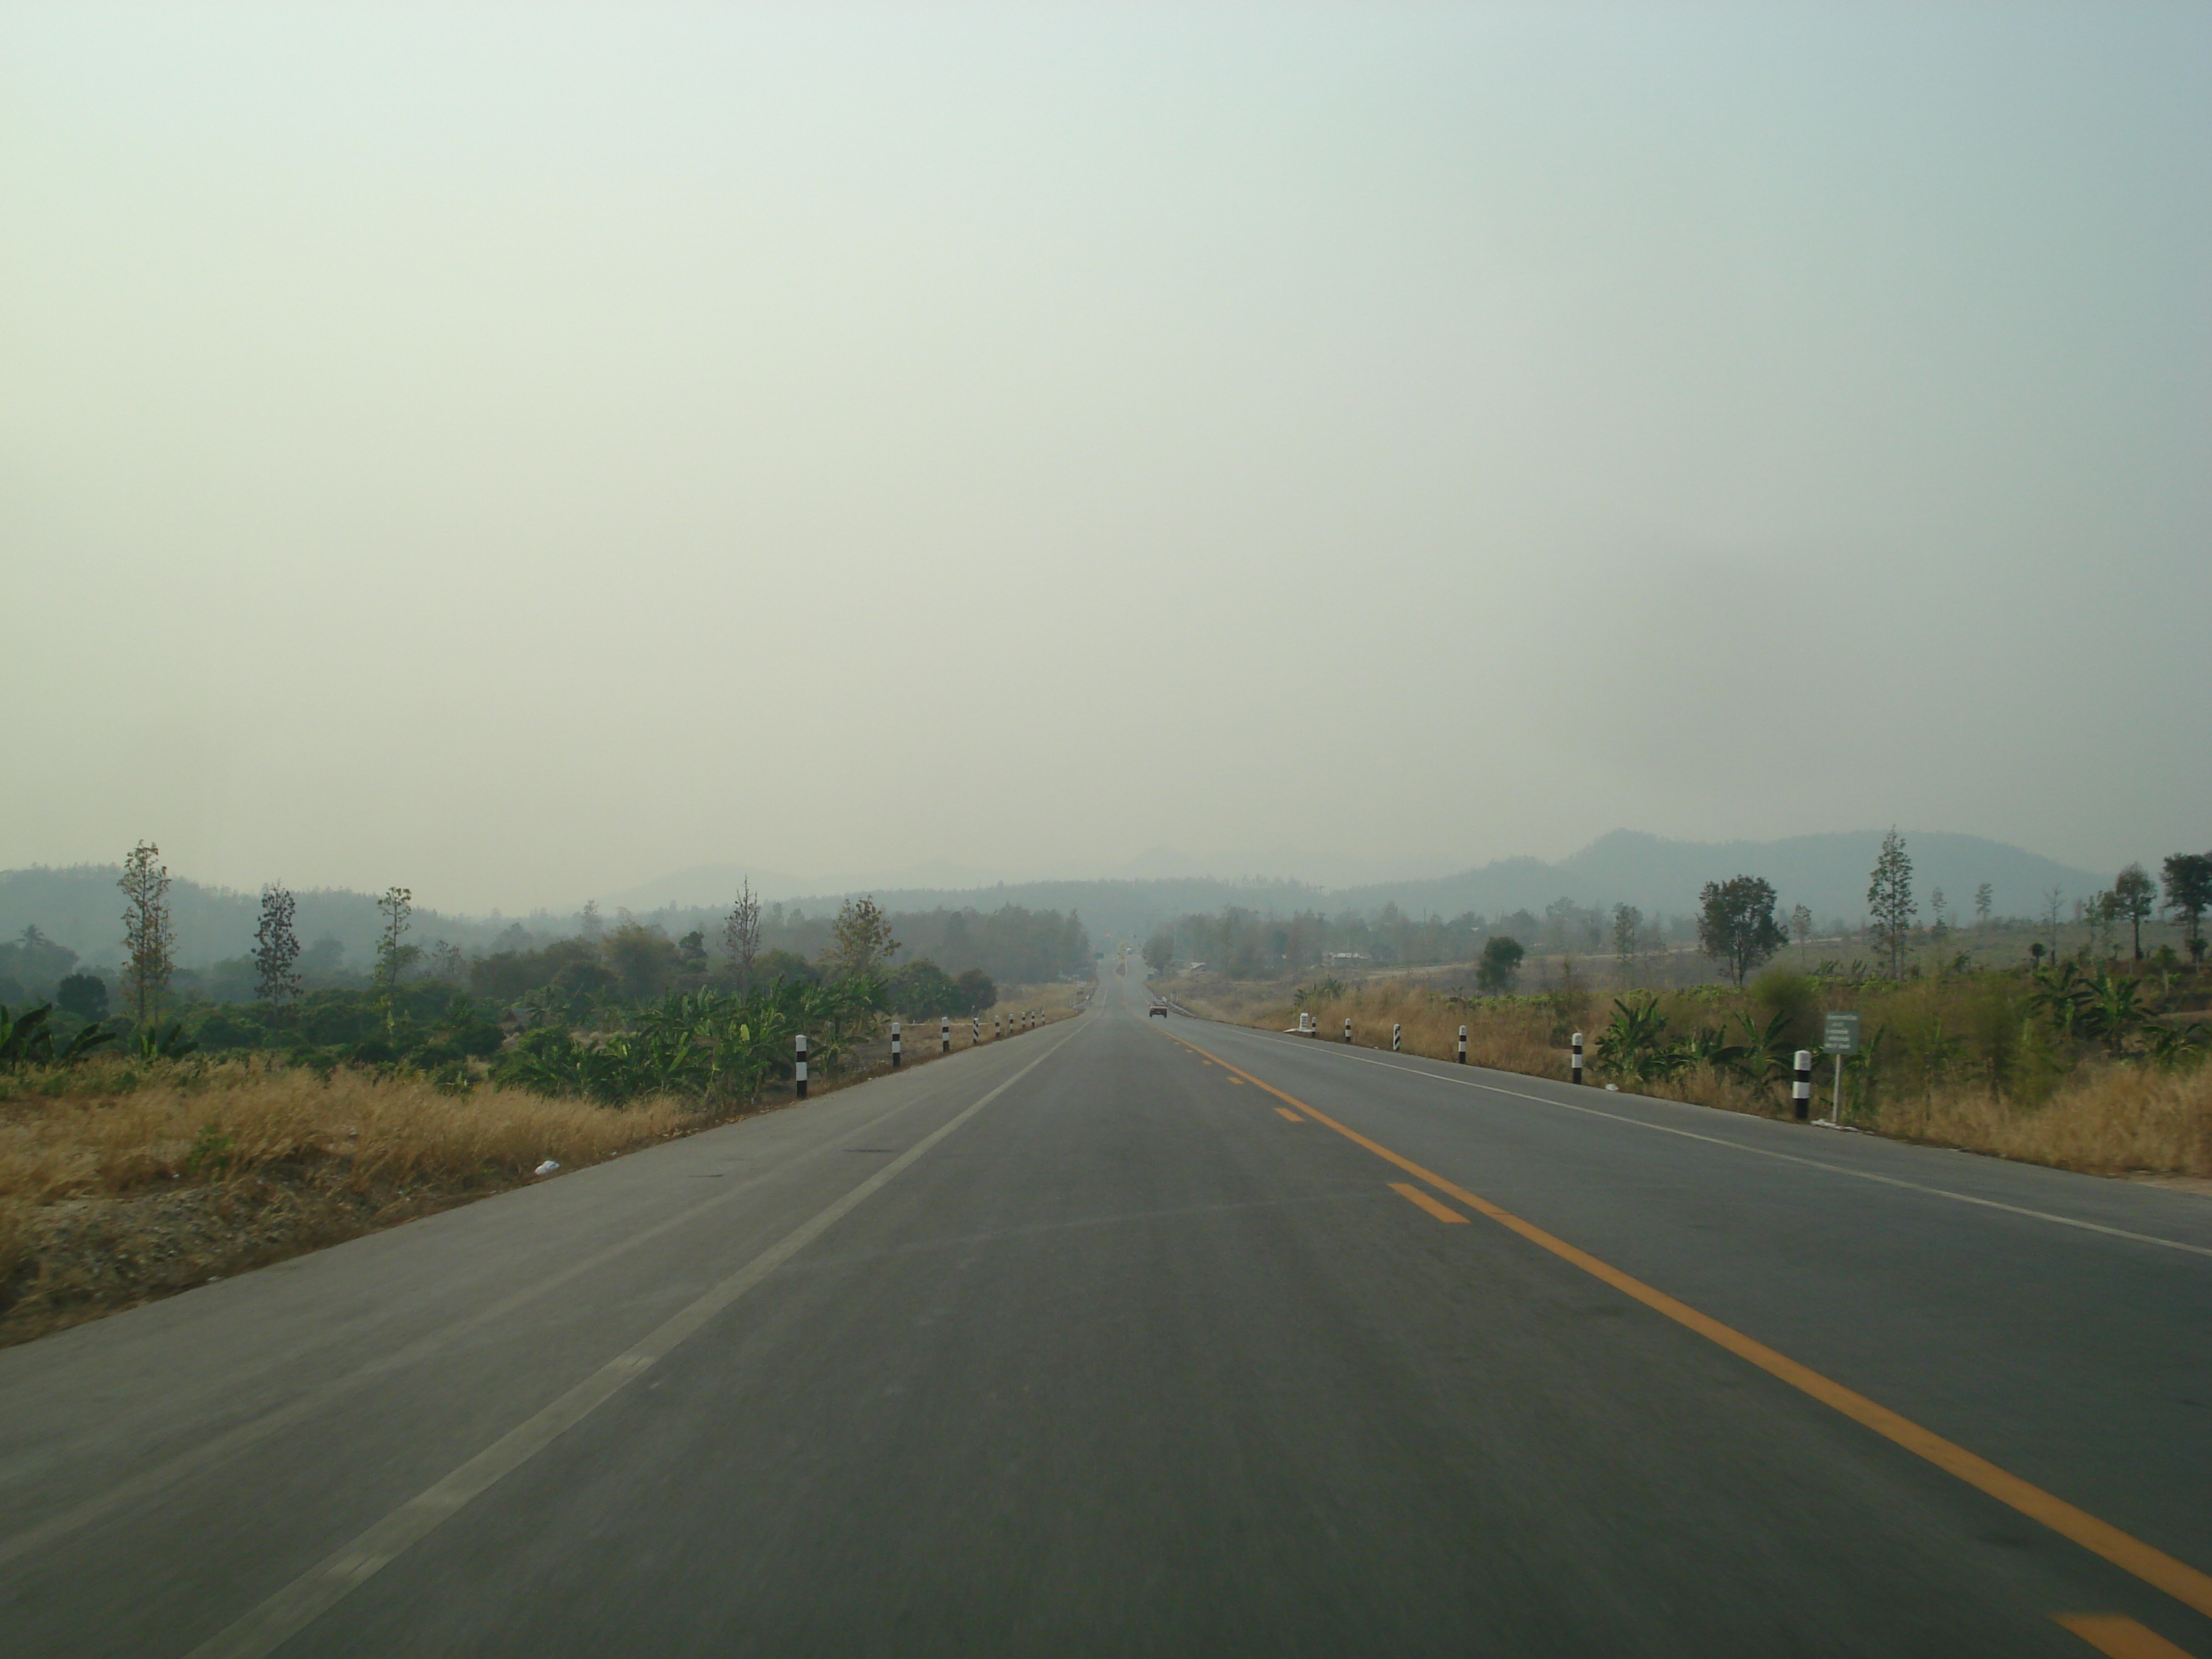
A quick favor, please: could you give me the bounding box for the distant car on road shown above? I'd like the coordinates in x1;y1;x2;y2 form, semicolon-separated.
1148;1002;1169;1018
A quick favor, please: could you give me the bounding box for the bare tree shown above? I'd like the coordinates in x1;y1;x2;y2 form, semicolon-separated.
1611;904;1642;984
119;840;175;1028
1974;883;1993;929
1790;903;1813;961
2042;888;2066;961
724;879;762;981
253;881;302;1015
375;886;416;1030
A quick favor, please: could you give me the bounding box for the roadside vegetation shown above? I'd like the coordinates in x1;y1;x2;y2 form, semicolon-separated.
0;849;1093;1345
1157;833;2212;1181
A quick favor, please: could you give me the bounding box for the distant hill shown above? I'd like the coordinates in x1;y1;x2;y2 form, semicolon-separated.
1326;830;2108;927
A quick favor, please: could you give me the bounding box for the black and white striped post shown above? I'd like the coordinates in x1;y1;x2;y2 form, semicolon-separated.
1793;1049;1813;1121
1343;1016;1353;1044
1457;1025;1467;1064
1392;1023;1401;1052
1570;1031;1584;1085
995;1012;1002;1040
891;1020;902;1069
940;1015;950;1053
971;1016;980;1046
794;1033;809;1100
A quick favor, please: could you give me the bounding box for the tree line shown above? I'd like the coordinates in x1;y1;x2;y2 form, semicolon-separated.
0;845;1094;1102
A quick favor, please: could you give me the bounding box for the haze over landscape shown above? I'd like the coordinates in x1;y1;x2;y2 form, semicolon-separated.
9;12;2212;1659
5;4;2206;914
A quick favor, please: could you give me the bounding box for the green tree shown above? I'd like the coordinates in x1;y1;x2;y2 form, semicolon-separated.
604;921;680;1000
2110;863;2156;961
2160;853;2211;966
1867;829;1917;979
1789;904;1813;961
56;971;109;1022
825;896;899;980
1974;883;1994;928
253;881;302;1016
884;958;963;1017
119;839;175;1027
1475;936;1525;994
954;968;997;1015
1142;929;1175;976
1696;876;1787;986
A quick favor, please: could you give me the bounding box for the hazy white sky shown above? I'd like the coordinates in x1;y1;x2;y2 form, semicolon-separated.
4;3;2206;913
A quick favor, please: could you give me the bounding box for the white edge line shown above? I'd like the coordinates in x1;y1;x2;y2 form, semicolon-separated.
184;1029;1076;1659
1188;1025;2212;1262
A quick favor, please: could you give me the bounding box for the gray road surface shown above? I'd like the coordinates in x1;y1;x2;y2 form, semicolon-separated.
4;963;2209;1656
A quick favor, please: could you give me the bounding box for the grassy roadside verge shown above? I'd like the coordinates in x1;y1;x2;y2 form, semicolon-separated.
1161;974;2212;1183
0;997;1080;1350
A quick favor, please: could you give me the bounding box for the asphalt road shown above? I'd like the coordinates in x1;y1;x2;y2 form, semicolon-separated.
4;963;2210;1656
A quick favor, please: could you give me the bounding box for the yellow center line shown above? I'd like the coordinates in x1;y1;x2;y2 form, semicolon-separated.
1170;1033;2212;1628
1273;1105;1300;1120
2058;1614;2198;1658
1391;1182;1470;1223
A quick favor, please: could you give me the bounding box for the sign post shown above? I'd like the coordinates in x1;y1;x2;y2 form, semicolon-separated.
1820;1013;1861;1128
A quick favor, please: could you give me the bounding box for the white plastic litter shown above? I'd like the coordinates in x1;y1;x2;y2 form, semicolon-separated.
1604;1084;1619;1092
534;1159;560;1176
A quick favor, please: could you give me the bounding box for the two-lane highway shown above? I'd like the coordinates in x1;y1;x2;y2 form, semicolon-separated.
4;966;2208;1655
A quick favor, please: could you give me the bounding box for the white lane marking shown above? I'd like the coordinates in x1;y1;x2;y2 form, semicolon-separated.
1194;1028;2212;1262
182;1031;1076;1659
0;1074;967;1568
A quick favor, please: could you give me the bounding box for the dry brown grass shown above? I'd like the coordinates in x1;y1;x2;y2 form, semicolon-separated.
1881;1065;2212;1177
0;1058;702;1346
1168;975;2212;1179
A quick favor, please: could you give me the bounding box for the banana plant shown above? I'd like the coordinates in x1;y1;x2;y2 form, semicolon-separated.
1593;994;1690;1084
2077;969;2149;1056
135;1021;199;1062
2144;1021;2205;1071
1722;1008;1797;1102
0;1002;119;1067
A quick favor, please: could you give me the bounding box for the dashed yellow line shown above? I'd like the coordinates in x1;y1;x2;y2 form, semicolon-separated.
2058;1615;2196;1658
1390;1182;1469;1223
1272;1105;1299;1120
1165;1032;2212;1632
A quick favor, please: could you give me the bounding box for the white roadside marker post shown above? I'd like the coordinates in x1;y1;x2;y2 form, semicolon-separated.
794;1033;809;1101
1794;1049;1813;1122
1457;1025;1467;1064
940;1015;950;1053
971;1015;980;1046
995;1012;1002;1040
891;1020;902;1069
1392;1023;1401;1052
1571;1030;1584;1085
1344;1016;1353;1044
